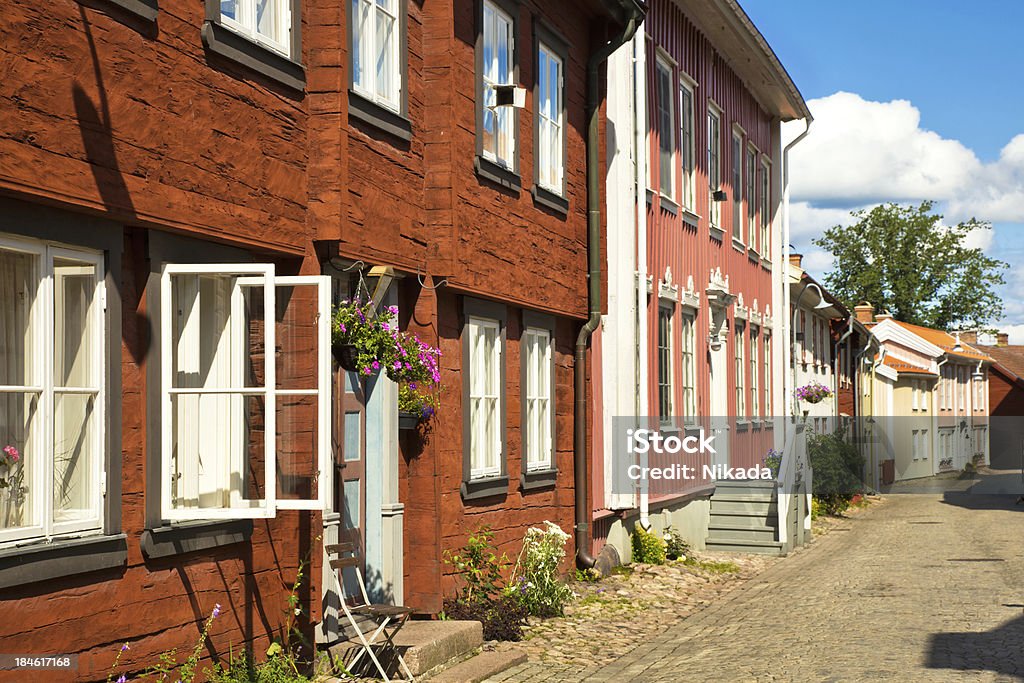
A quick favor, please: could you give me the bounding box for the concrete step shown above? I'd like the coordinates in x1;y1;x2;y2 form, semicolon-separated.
714;478;778;490
710;499;778;516
711;491;776;502
427;649;528;683
707;523;779;543
329;619;483;678
704;537;786;555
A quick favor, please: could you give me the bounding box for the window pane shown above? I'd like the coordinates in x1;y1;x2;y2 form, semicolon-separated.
54;260;98;388
53;392;97;522
343;411;361;461
276;395;318;501
276;285;318;391
0;392;38;531
0;249;37;388
342;479;360;529
375;4;395;101
352;0;366;88
221;0;238;21
257;0;280;44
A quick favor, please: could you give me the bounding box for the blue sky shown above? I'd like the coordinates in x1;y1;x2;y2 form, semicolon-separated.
742;0;1024;339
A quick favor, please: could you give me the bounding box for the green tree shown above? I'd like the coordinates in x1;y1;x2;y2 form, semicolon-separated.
813;201;1007;330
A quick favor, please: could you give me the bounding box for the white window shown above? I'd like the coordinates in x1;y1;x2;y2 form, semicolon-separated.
760;159;771;259
764;333;773;417
351;0;402;111
468;316;502;478
680;310;696;421
731;131;743;242
655;56;675;200
750;326;760;419
160;265;330;520
220;0;292;57
0;236;105;545
523;327;552;472
537;43;564;193
679;79;695;211
746;146;757;250
911;381;920;411
481;0;516;169
735;321;746;419
658;305;674;423
707;107;721;228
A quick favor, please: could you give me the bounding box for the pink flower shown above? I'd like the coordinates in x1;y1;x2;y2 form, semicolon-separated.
3;445;18;462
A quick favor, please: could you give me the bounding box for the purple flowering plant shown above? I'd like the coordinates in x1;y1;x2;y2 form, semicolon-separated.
794;381;833;404
331;299;402;377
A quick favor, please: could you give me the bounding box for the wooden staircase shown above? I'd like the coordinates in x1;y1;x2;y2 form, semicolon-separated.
705;479;786;555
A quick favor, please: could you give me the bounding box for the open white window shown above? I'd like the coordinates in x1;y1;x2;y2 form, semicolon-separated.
160;265;330;521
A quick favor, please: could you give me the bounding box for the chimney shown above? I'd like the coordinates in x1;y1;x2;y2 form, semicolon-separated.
789;253;803;268
959;330;978;344
998;332;1009;347
854;302;875;324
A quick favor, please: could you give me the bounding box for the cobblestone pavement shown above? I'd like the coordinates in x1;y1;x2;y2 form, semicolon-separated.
491;490;1024;682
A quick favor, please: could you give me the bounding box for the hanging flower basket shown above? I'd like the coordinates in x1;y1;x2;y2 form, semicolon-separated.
795;381;833;405
398;411;420;430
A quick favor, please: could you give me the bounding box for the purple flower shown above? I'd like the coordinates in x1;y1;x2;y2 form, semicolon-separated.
409;383;417;390
372;360;380;370
117;676;127;683
338;323;346;334
212;603;221;618
120;643;130;652
393;361;402;370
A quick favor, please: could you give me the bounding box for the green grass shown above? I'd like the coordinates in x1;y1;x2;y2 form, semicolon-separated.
682;557;741;574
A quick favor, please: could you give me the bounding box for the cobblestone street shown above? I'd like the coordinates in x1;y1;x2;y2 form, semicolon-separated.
491;489;1024;682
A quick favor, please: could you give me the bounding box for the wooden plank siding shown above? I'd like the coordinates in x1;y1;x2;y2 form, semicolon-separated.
644;0;777;482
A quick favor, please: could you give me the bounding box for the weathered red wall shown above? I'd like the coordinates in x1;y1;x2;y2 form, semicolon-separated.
991;367;1024;417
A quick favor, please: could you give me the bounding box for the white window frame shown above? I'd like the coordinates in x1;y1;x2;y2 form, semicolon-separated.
468;316;503;479
678;76;696;212
523;327;552;472
764;333;773;417
655;54;675;201
680;309;696;423
657;304;674;424
536;42;564;194
707;105;722;229
159;264;330;521
750;325;760;419
351;0;403;112
220;0;293;58
481;0;516;170
0;235;106;546
760;158;771;260
735;320;746;419
746;144;757;251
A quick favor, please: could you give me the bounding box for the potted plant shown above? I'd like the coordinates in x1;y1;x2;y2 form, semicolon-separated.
1;445;25;528
331;299;395;375
795;381;833;405
388;331;442;429
398;384;439;429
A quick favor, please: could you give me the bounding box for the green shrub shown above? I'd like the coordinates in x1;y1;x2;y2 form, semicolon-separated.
662;526;691;561
631;522;666;565
807;430;865;513
509;521;575;618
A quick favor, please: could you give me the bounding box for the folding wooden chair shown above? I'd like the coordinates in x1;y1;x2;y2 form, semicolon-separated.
327;541;415;681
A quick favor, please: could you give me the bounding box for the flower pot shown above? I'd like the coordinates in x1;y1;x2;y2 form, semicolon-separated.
398;412;420;430
332;344;360;372
804;396;823;405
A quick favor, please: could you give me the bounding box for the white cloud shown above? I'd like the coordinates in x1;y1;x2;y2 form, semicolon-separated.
997;324;1024;345
799;249;834;277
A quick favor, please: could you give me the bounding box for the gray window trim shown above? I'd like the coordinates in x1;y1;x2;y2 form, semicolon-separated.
474;0;522;193
0;534;127;590
141;520;254;560
520;310;557;491
0;198;124;543
202;0;305;93
461;297;509;501
81;0;158;23
347;0;411;141
144;231;256;547
531;19;568;214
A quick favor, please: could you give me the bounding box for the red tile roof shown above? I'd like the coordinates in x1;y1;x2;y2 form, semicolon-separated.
984;346;1024;381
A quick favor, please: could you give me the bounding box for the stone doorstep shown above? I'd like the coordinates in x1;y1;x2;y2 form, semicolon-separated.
328;619;484;678
426;649;529;683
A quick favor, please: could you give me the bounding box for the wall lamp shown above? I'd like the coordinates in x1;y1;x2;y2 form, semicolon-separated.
711;189;728;202
489;84;526;109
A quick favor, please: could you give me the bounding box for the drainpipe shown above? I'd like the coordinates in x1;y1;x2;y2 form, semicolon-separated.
781;119;811;447
575;3;645;569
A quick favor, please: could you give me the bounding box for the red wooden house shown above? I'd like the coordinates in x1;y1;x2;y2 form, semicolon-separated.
590;0;811;562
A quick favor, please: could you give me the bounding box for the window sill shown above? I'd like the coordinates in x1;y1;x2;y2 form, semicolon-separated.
532;185;569;215
348;90;412;142
475;155;521;192
521;468;557;491
201;20;305;93
141;519;253;560
0;533;127;591
645;187;655;205
761;257;773;270
681;209;700;229
659;194;679;216
461;475;509;501
82;0;157;23
731;238;746;253
709;225;724;242
747;248;760;263
736;420;750;432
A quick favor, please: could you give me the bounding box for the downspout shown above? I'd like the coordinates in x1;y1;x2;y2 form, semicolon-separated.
576;5;644;569
781;119;811;444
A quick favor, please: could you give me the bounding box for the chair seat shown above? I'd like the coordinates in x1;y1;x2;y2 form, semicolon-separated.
352;604;415;618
